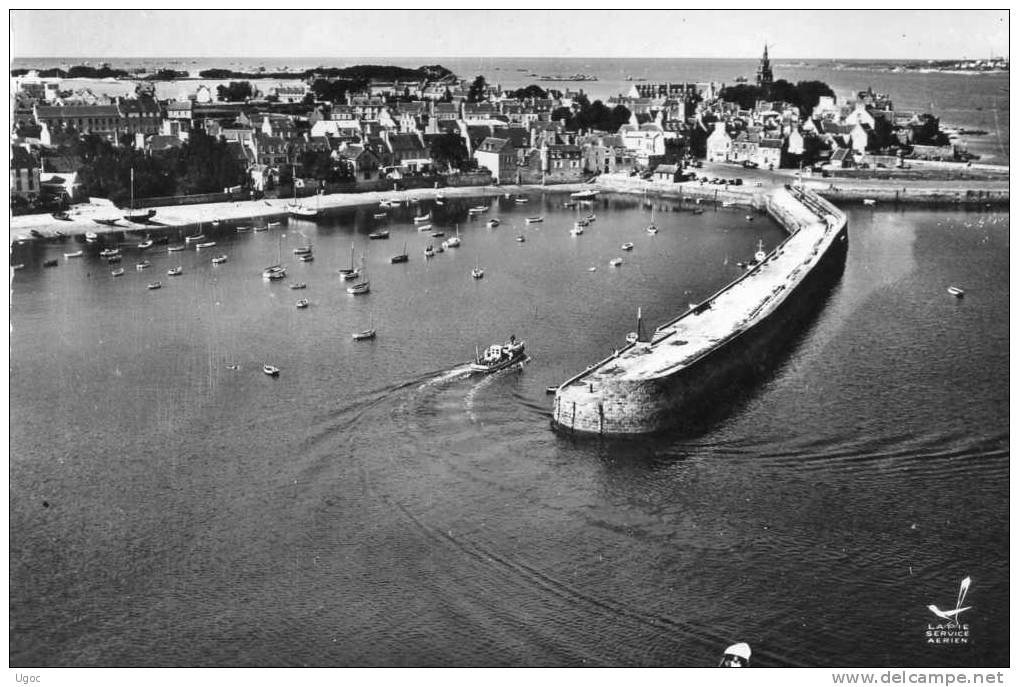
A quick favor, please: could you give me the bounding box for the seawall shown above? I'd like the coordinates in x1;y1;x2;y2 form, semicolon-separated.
551;186;848;435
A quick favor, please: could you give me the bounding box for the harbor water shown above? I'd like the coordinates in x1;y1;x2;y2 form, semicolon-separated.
9;194;1009;666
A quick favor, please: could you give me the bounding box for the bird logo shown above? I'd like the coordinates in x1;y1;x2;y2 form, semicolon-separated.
928;577;972;626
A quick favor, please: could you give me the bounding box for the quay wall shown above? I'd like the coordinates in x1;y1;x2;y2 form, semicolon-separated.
552;187;848;435
807;182;1009;207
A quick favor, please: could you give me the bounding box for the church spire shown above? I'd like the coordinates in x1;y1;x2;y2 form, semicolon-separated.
756;43;774;95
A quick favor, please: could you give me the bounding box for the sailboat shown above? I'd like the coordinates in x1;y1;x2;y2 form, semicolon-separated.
443;224;461;249
123;168;157;223
287;186;321;218
339;243;358;279
352;311;376;340
346;255;370;294
645;205;657;234
262;235;286;280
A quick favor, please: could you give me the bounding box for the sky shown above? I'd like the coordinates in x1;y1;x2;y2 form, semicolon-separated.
9;9;1011;61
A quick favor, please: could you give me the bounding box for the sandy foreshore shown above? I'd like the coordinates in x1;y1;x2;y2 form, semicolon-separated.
10;182;594;241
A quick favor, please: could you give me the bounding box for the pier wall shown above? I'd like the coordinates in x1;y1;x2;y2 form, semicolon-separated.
552;187;848;435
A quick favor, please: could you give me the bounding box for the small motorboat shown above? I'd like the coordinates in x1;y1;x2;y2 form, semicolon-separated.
486;219;500;228
295;298;310;309
430;231;445;238
545;386;558;394
167;265;183;276
85;231;100;243
64;250;84;259
289;282;307;290
609;258;623;267
646;225;659;235
147;281;162;290
570;225;584;236
692;208;705;215
413;212;431;223
621;242;634;251
138;239;154;249
524;216;544;224
472;259;484;279
469;205;489;214
106;255;122;264
346;280;370;295
584;214;596;223
267;221;281;228
43;259;59;268
424;245;435;258
195;241;217;249
52;211;72;221
417;224;433;232
262;364;280;377
863;198;877;206
111;267;125;277
184;233;205;244
745;215;754;222
212;255;228;265
135;260;152;270
947;286;965;298
373;211;388;219
287;204;320;219
587;267;597;272
211;220;221;227
235;226;252;233
99;248;121;258
293;246;312;255
167;244;185;252
514;196;529;204
368;230;390;240
570;189;598;200
515;235;526;242
298;254;315;262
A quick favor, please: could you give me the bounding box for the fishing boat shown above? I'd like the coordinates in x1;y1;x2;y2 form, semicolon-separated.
195;241;217;249
295;298;309;309
570;225;584;236
947;286;965;298
413;211;431;223
262;364;280;377
352;312;376;341
286;190;321;219
64;250;84;259
486;218;500;228
524;216;544;224
293;246;312;255
472;258;484;279
167;244;185;252
42;259;58;268
430;230;445;238
424;244;435;258
514;196;529;204
211;255;228;265
99;248;121;257
368;230;390;240
135;260;152;270
111;267;125;277
346;257;370;295
289;282;307;290
298;253;314;262
123;169;156;223
138;239;154;249
184;233;205;244
92;219;118;228
417;224;432;232
570;189;598;200
373;211;388;219
609;257;623;267
167;265;183;276
621;242;634;251
147;281;161;290
469;336;526;374
391;242;409;263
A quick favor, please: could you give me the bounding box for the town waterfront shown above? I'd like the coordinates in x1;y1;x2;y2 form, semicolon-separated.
10;194;1009;666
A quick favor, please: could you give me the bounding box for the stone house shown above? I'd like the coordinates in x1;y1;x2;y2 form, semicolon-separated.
473;137;517;183
705;122;732;162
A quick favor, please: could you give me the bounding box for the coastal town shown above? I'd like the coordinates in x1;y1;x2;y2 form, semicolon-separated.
10;47;1007;224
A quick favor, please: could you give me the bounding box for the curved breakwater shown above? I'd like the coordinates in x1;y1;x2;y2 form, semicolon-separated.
552;186;848;435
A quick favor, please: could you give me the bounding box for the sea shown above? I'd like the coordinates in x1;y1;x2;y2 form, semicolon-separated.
8;58;1011;668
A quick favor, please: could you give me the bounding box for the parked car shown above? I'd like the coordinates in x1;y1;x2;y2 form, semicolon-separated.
742;160;759;169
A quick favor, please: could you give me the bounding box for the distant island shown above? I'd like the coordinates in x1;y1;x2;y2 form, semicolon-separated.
825;58;1008;74
10;62;455;82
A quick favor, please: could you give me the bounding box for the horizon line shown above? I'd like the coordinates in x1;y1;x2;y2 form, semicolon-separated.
10;55;1008;62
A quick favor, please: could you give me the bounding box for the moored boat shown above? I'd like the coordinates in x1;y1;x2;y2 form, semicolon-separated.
469;336;526;374
947;286;965;298
99;248;121;257
570;225;584;236
352;311;376;340
293;246;312;255
167;265;183;276
486;218;500;228
92;219;118;228
289;282;307;290
609;257;623;267
424;244;435;257
135;260;152;270
167;244;185;252
147;281;161;290
413;212;431;223
195;241;217;249
262;364;280;377
184;233;205;244
524;216;544;224
368;230;390;240
64;250;84;259
43;259;59;268
111;267;125;277
138;239;154;249
212;254;228;264
571;189;598;200
621;242;634;251
295;298;309;309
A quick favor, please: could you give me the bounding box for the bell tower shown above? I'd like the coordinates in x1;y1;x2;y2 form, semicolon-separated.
756;44;774;96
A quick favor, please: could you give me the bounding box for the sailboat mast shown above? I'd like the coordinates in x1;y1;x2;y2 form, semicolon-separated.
130;167;135;210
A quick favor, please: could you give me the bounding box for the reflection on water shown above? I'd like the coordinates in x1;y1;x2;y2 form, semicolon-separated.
10;196;1008;667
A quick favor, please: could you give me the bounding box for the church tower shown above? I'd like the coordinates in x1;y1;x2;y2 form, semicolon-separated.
756;44;774;95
